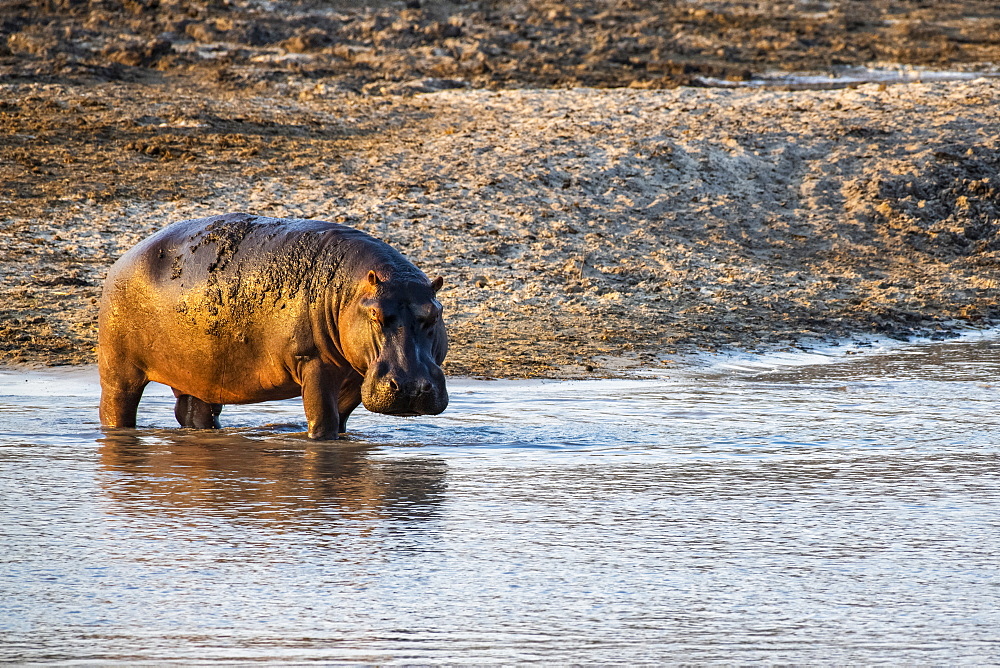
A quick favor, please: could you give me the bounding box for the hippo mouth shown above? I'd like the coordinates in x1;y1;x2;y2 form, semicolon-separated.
360;359;449;417
360;379;448;417
361;393;448;417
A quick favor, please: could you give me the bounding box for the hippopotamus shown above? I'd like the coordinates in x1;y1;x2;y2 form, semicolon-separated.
98;213;448;439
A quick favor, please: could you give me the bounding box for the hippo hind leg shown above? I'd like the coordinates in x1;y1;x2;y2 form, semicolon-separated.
173;391;223;429
337;376;363;435
99;367;148;428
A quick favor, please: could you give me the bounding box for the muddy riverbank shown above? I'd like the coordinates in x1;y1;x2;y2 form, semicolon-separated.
5;0;1000;91
2;1;1000;377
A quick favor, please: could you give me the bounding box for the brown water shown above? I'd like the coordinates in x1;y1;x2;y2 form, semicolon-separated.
2;334;999;663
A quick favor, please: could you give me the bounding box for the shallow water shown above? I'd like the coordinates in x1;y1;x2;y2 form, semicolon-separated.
2;334;1000;663
697;65;1000;89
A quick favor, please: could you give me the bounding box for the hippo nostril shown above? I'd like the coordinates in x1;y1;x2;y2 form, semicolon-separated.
387;377;400;392
418;380;432;395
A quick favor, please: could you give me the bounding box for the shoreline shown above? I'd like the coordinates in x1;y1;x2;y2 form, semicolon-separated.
4;322;998;385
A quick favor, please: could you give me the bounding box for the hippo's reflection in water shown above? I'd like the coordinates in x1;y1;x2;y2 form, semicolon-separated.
97;429;447;532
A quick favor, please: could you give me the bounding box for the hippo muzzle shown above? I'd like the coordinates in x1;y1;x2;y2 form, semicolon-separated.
361;359;449;417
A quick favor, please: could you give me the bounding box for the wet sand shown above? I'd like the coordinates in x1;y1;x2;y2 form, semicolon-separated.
2;1;1000;377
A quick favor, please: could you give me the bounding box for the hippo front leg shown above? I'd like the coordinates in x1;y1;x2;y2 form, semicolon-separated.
300;358;343;440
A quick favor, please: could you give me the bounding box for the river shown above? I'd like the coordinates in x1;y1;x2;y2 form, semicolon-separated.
2;333;999;663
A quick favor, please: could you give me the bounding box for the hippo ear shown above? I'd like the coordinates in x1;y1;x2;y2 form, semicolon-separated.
367;270;380;287
431;276;444;293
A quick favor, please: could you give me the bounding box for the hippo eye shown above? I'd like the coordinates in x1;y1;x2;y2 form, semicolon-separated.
372;307;397;329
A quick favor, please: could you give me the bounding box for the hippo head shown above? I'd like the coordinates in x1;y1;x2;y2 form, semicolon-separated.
342;269;449;417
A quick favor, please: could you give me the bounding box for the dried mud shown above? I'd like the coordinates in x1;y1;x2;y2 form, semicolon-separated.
2;1;1000;377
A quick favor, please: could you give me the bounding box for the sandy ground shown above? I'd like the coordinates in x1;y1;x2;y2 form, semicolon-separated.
3;1;1000;377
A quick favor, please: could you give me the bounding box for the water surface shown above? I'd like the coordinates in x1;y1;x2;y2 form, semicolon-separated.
697;65;1000;89
2;335;999;663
